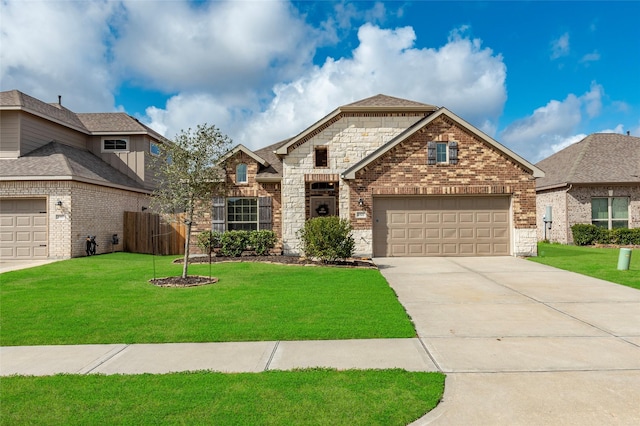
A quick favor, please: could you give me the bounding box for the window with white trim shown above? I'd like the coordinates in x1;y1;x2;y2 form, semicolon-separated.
236;163;248;183
592;197;629;229
227;197;257;231
102;137;129;152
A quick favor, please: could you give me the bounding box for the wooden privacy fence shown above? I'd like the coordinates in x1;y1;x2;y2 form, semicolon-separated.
123;211;186;255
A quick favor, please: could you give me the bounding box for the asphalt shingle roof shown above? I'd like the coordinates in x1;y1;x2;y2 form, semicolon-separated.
536;133;640;190
0;90;89;132
1;141;147;191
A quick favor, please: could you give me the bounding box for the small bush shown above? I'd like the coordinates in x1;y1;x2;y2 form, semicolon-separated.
611;228;640;245
297;216;355;263
196;230;221;253
220;230;250;257
572;224;640;246
571;224;603;245
248;230;277;255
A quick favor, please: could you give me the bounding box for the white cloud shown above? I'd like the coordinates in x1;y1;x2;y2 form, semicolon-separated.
111;0;317;93
0;0;117;111
146;24;507;149
550;32;570;59
500;82;611;162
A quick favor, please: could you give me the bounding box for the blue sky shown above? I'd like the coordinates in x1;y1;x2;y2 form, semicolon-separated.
2;0;639;162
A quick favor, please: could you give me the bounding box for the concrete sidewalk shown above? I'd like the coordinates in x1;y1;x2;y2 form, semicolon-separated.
0;338;437;376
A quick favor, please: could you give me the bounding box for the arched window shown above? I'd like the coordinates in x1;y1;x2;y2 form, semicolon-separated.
236;163;247;183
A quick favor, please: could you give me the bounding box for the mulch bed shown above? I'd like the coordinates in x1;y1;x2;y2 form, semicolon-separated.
177;255;377;269
150;275;218;288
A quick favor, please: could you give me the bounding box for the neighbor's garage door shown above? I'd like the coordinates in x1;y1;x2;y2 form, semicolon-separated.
0;198;48;259
373;196;510;257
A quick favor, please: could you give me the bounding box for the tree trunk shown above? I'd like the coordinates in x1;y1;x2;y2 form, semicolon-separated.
182;198;195;279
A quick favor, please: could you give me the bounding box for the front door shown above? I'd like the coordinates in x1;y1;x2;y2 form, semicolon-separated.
310;196;336;218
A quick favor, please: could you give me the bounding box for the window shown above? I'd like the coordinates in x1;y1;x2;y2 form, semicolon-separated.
227;197;257;231
311;182;335;192
236;163;248;183
436;143;448;163
427;141;458;165
150;142;161;156
592;197;629;229
315;147;328;167
102;137;129;152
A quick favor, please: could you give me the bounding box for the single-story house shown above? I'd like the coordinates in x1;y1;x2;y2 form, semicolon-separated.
195;94;544;257
535;133;640;244
0;90;165;259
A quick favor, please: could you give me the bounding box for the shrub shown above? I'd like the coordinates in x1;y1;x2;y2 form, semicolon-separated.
611;228;640;245
196;230;221;253
571;224;603;245
572;224;640;246
297;216;355;263
220;230;250;257
248;230;277;255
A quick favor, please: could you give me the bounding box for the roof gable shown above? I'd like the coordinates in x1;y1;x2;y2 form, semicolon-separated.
342;108;544;179
220;144;269;166
275;94;438;155
536;133;640;190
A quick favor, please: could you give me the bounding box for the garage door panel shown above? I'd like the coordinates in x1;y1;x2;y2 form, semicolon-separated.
33;231;47;242
390;213;406;224
407;213;423;224
459;244;475;254
408;228;423;239
16;216;32;226
442;213;457;223
442;228;457;239
373;196;510;257
459;213;474;223
408;244;424;255
459;228;474;239
425;213;440;223
476;212;491;223
33;246;48;257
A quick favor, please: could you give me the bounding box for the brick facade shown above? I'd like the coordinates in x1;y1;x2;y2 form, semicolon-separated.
348;115;537;256
0;180;150;258
537;185;640;244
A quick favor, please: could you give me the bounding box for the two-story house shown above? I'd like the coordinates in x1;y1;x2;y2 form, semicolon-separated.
0;90;165;259
210;94;544;258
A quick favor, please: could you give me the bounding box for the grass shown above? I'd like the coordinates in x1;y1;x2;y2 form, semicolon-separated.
0;369;445;425
530;243;640;290
0;253;415;345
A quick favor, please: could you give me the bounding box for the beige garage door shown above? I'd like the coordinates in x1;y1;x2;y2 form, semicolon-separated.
373;196;510;257
0;198;48;259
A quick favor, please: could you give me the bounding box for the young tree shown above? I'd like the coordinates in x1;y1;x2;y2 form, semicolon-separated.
151;124;231;278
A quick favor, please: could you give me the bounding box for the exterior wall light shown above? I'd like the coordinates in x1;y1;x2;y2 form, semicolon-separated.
358;198;364;207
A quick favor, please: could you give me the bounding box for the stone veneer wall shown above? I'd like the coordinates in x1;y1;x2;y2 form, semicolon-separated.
0;180;150;258
349;115;538;257
281;113;426;255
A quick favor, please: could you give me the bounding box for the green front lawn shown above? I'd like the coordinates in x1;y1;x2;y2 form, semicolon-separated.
530;243;640;290
1;369;444;425
0;253;415;346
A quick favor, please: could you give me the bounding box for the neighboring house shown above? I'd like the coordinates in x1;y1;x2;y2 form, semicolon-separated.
0;90;166;259
196;94;544;257
535;133;640;244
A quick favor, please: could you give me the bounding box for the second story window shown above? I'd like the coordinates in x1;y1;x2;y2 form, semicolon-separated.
236;163;247;183
436;142;448;163
102;137;129;152
315;147;328;168
150;142;161;156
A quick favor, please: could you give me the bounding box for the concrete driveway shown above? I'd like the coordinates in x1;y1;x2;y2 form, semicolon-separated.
375;256;640;425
